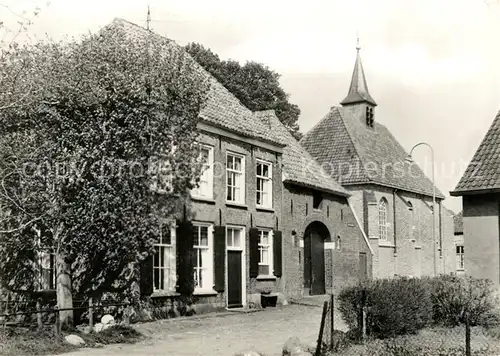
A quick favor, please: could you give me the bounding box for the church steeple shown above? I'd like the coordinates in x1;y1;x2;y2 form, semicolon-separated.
340;39;377;107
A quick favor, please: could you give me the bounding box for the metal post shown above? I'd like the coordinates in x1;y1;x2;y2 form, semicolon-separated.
315;301;328;356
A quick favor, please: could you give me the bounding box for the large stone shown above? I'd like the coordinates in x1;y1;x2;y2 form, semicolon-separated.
94;322;104;333
282;336;305;356
235;352;262;356
101;314;115;325
65;334;85;346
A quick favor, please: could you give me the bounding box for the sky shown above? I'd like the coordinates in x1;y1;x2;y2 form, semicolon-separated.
3;0;500;214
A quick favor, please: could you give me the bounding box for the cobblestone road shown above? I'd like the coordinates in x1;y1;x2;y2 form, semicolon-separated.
61;303;346;356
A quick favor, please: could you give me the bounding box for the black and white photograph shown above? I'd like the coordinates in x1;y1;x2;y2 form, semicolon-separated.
1;0;500;355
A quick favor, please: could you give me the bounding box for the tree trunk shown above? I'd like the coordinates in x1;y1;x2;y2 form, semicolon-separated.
56;252;73;329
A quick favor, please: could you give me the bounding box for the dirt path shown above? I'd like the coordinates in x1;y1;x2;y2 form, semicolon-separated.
61;304;346;356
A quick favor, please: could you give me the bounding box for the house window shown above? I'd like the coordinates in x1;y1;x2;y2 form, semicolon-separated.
226;153;245;204
38;252;55;290
456;245;464;270
258;229;273;276
256;160;272;208
153;223;176;292
191;144;214;199
378;198;388;240
226;226;243;248
313;191;323;210
193;223;213;292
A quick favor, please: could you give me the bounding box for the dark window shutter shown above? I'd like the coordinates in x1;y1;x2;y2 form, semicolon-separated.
249;227;259;278
213;226;226;292
176;219;195;296
273;230;282;277
139;254;154;296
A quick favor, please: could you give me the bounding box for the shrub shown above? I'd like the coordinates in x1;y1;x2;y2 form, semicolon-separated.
429;275;500;327
338;277;432;339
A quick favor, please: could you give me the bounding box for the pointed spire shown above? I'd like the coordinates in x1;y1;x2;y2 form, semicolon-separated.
340;38;377;107
146;5;151;31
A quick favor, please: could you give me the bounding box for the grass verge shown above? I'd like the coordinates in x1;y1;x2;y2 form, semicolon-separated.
0;324;144;355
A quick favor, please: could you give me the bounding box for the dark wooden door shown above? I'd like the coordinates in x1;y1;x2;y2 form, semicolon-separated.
310;231;325;295
227;250;242;308
304;230;325;295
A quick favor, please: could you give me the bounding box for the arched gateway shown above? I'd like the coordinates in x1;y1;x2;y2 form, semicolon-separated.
303;221;330;295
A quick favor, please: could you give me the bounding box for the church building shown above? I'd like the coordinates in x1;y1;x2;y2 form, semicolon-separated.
300;43;456;278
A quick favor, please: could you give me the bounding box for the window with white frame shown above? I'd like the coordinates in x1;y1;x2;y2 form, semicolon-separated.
193;223;213;292
256;160;272;208
191;144;214;199
226;153;245;203
38;251;55;290
226;226;244;249
378;198;388;240
456;245;464;270
153;223;176;292
258;229;273;276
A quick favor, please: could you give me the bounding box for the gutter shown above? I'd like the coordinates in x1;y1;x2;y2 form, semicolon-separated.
347;196;374;255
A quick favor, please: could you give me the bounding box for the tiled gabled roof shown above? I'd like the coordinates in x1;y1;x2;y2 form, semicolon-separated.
451;111;500;195
254;110;349;197
103;18;285;147
300;107;445;199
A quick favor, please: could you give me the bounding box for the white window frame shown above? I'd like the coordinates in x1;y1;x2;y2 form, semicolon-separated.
378;198;388;240
38;251;56;291
226;152;246;204
456;244;464;271
191;144;214;200
257;229;273;277
193;222;214;294
256;159;273;208
153;222;176;293
225;225;247;307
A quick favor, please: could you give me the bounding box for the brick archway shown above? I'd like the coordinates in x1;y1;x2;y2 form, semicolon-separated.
303;220;330;296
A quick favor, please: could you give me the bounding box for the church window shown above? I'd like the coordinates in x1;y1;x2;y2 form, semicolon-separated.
378;198;388;240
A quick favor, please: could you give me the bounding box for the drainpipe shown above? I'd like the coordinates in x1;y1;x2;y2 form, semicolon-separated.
393;189;397;256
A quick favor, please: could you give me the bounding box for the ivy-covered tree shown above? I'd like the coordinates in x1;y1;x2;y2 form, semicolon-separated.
0;25;209;327
185;43;302;140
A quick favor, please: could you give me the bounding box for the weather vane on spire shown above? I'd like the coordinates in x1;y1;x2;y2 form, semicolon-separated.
146;5;151;31
356;31;361;51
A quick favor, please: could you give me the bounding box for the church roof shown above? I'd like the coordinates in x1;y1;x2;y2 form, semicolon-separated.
340;48;377;106
451;111;500;195
103;18;285;148
255;110;350;197
300;107;445;199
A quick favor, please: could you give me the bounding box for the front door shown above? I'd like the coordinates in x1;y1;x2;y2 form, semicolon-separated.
304;230;325;295
226;227;244;308
227;251;242;307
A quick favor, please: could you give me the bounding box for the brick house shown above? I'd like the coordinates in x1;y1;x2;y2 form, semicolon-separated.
105;19;373;312
300;45;456;279
450;111;500;286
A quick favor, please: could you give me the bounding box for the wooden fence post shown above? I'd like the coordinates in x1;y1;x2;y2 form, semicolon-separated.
54;306;61;335
36;298;43;331
465;312;471;356
330;294;334;350
89;298;93;327
315;301;328;356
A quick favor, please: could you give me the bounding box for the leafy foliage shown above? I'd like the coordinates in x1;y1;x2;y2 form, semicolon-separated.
185;42;302;140
0;25;209;302
338;276;500;342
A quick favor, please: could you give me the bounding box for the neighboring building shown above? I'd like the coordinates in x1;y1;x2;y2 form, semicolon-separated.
453;211;465;276
450;110;500;286
103;18;373;313
301;44;456;279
